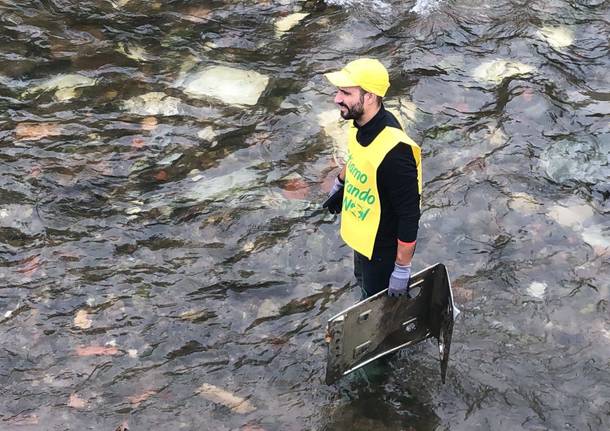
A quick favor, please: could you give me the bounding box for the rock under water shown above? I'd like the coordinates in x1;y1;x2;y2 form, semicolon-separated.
180;66;269;106
275;12;309;34
472;59;535;84
24;73;97;100
123;92;182;116
537;26;574;49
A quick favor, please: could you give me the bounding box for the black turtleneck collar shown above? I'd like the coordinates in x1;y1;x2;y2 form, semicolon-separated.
353;104;401;147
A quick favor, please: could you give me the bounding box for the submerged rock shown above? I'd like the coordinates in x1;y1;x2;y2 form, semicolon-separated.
75;345;120;356
180;66;269;106
24;73;97;101
116;41;154;62
157;152;182;167
123;92;182;116
197;383;256;414
275;13;309;35
540;139;608;187
178;6;211;23
68;393;87;409
278;172;311;200
256;299;280;319
259;190;313;218
197;126;217;141
317;109;349;165
15;122;63;141
581;225;610;250
410;0;443;16
109;0;134;8
184;167;261;203
140;116;158;131
74;310;92;329
537;26;574;49
527;282;547;299
508;192;542;214
472;59;535;84
487;126;507;147
547;202;593;229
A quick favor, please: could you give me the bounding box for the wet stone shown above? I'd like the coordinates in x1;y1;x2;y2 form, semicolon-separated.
23;73;96;100
197;383;256;414
547;202;594;229
2;1;610;430
275;13;309;35
317;109;349;165
123;92;182;116
537;26;574;49
527;282;547;299
116;42;153;62
181;66;269;106
472;59;535;84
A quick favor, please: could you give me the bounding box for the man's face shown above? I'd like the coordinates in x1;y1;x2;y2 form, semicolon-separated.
334;86;365;120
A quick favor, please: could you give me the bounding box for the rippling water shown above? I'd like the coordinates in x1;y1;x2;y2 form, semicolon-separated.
1;0;609;430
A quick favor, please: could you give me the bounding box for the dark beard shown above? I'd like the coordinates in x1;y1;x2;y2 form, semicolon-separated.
339;93;365;120
340;103;364;120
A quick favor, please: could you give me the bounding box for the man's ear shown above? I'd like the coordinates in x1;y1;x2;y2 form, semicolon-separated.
365;92;376;105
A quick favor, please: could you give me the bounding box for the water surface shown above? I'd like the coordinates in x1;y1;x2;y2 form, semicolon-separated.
1;0;609;430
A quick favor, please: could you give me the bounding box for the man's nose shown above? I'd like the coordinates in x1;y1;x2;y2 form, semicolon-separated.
334;91;342;105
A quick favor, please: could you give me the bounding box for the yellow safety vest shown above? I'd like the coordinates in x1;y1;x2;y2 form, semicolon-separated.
340;124;422;259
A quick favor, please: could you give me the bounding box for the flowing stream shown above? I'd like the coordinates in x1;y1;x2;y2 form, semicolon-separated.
1;0;609;430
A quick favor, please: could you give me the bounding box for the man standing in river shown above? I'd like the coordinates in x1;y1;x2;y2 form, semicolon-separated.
323;58;422;299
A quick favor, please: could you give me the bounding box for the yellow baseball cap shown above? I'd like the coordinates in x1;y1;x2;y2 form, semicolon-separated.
325;58;390;97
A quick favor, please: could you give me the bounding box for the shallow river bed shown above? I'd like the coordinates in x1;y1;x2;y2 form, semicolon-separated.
1;0;609;430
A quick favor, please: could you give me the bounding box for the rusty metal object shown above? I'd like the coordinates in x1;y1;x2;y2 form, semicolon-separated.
325;263;458;385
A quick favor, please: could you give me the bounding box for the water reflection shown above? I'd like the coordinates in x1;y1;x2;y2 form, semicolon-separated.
1;0;609;430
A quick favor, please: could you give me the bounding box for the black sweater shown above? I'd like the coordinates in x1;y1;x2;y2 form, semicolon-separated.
353;105;420;249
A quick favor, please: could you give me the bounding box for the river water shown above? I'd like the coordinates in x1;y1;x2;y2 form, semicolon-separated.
1;0;609;430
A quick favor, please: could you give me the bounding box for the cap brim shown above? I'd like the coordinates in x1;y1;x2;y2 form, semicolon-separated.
325;70;358;88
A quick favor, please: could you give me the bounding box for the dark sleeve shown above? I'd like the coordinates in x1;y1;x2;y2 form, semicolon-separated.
378;142;421;242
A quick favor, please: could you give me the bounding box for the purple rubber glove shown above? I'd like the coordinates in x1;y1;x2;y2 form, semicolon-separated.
322;175;344;214
388;263;411;297
328;175;344;197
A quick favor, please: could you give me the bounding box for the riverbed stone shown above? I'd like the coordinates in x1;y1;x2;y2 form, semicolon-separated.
24;73;97;101
547;202;594;229
197;126;217;141
317;109;349;165
256;299;280;319
472;59;535;84
116;41;153;62
540;139;608;186
110;0;133;8
581;225;610;250
508;192;542;214
275;12;309;35
527;282;547;299
123;92;182;116
181;66;269;106
537;26;574;49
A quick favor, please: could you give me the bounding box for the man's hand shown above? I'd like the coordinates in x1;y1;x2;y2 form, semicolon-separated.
322;176;344;214
387;263;411;297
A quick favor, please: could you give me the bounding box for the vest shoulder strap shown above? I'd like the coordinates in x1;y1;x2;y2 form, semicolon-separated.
386;127;420;148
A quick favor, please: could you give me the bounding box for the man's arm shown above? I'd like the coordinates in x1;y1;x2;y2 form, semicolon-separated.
380;142;421;296
338;165;346;182
322;165;348;214
379;143;421;262
396;239;416;266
